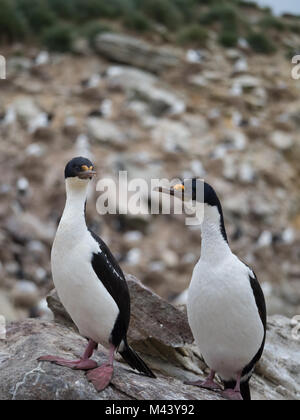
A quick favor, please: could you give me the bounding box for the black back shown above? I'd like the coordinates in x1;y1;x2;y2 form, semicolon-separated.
242;270;267;378
89;230;131;348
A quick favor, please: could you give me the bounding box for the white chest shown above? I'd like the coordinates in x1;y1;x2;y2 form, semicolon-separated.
187;255;264;381
51;223;119;346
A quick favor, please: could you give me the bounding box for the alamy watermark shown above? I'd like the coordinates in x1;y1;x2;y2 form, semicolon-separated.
0;315;6;340
94;173;205;226
0;55;6;80
291;55;300;80
291;315;300;341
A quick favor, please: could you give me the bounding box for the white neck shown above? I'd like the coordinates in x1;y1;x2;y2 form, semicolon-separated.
57;178;90;240
200;205;231;262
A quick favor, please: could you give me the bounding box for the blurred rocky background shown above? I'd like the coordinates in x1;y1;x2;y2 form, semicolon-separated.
0;0;300;325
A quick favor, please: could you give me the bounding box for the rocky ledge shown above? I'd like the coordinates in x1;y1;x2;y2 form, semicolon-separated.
0;276;299;400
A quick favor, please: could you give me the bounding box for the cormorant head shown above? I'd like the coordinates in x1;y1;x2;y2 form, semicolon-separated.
64;157;96;181
156;179;227;240
157;179;220;207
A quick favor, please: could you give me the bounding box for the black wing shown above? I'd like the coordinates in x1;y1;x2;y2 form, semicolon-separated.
248;270;267;330
242;268;267;379
89;229;130;348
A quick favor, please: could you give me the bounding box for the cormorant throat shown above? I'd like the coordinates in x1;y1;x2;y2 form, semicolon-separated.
200;203;231;262
59;178;89;240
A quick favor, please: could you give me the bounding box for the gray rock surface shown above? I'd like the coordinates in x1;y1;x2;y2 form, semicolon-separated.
0;276;299;400
86;117;126;147
95;33;181;74
106;65;185;116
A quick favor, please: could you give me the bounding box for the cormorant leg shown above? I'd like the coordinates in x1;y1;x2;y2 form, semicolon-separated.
86;344;115;391
38;339;98;370
184;370;222;391
222;372;243;400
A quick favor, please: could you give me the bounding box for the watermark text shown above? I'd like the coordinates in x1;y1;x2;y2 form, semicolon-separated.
95;173;205;226
0;55;6;80
0;315;6;340
291;55;300;80
291;315;300;341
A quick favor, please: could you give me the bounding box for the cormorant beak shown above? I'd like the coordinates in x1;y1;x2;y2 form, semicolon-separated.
155;184;185;200
78;165;97;180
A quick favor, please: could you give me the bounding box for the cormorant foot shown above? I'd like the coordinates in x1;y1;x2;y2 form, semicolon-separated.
38;355;98;370
221;389;243;401
86;363;114;391
184;379;222;391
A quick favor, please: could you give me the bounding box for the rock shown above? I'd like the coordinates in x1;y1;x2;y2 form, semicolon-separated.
106;65;185;116
25;143;46;158
190;160;206;178
7;57;32;74
232;75;261;91
270;131;294;150
81;74;101;89
172;289;188;306
226;49;242;61
16;177;29;194
99;99;113;118
75;134;92;160
224;192;251;216
0;319;220;401
95;33;181;74
126;248;142;266
133;84;185;117
86;117;126;147
28;113;50;135
0;106;16;126
182;114;209;137
123;231;143;245
106;65;157;90
186;49;207;64
188;74;208;88
256;231;273;248
251;316;300;400
152;119;191;153
233;58;248;74
213;130;247;159
11;281;39;308
0;292;18;322
110;152;164;185
36;298;53;320
6;213;56;244
0;278;299;400
237;38;250;50
161;250;178;268
72;38;91;55
26;240;47;256
13;97;41;125
34;51;50;66
281;228;295;245
238;162;256;184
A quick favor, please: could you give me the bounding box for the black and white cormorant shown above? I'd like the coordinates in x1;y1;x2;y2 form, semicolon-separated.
158;179;266;401
39;157;155;391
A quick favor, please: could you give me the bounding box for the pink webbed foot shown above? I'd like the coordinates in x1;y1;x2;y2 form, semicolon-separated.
184;378;222;391
222;389;243;401
38;355;98;371
86;363;114;391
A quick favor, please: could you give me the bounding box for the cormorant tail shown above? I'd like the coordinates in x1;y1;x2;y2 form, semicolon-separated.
119;340;156;378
